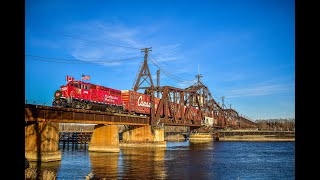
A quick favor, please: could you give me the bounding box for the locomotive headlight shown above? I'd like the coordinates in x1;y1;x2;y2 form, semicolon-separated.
54;90;62;99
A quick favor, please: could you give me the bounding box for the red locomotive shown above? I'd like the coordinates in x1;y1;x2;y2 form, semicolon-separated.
52;76;123;112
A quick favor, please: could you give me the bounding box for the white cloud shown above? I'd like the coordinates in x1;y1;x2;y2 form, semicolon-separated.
56;21;184;68
220;72;246;82
224;82;294;98
27;36;61;49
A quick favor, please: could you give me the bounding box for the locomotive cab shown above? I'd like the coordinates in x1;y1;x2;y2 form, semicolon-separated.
52;84;69;107
52;80;89;108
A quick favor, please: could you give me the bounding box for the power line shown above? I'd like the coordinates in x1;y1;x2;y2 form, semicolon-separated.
150;53;196;78
25;54;142;64
149;54;196;84
149;59;196;85
151;44;181;59
46;31;142;50
27;30;142;50
150;53;227;107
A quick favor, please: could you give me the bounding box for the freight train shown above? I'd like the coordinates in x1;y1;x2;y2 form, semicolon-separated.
52;76;199;117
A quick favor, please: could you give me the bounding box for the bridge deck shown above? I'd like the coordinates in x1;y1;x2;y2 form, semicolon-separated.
25;104;149;125
25;104;203;126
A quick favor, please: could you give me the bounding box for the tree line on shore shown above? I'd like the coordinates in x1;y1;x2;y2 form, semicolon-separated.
254;118;295;131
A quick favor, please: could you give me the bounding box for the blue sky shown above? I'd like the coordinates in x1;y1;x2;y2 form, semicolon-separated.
25;0;295;120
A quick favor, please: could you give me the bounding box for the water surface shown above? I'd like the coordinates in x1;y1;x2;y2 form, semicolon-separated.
29;141;295;179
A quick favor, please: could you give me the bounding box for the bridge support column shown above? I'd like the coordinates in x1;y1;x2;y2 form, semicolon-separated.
89;125;119;153
165;133;186;141
25;122;61;162
153;126;165;142
121;125;166;147
189;133;213;142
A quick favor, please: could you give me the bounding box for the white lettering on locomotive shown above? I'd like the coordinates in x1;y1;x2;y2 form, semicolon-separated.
138;96;151;108
83;91;88;94
61;87;67;91
104;95;119;102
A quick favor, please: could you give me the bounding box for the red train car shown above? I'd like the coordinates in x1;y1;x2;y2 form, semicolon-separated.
121;90;151;115
121;90;164;115
53;78;122;112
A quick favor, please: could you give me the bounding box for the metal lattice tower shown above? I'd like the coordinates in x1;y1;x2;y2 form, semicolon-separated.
133;47;154;92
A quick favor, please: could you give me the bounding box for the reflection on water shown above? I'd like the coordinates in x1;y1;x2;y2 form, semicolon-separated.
88;147;167;179
119;147;166;179
165;141;216;180
25;161;61;179
25;141;295;179
89;152;119;179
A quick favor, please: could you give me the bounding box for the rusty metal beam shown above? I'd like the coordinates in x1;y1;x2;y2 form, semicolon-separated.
155;87;167;122
180;91;185;122
153;86;202;126
25;104;202;127
161;122;201;127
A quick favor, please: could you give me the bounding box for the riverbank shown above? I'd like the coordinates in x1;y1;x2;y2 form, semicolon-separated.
217;135;295;141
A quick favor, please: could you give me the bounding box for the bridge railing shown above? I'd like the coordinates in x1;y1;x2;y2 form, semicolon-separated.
25;99;52;106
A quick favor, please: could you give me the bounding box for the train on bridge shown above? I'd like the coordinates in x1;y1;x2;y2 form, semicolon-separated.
52;76;199;118
51;75;257;129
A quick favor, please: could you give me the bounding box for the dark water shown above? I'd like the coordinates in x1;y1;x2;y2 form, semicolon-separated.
31;141;295;179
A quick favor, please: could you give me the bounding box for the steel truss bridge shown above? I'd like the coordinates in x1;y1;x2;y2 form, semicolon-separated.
25;47;256;129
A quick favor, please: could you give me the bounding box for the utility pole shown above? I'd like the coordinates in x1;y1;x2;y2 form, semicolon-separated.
195;74;203;85
221;96;225;108
221;96;226;127
133;47;154;92
156;69;160;98
194;63;203;86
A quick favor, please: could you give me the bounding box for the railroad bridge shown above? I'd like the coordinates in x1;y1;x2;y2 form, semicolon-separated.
25;101;254;162
25;47;256;162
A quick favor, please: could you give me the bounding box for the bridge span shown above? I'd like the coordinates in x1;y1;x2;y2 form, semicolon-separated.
25;104;202;162
25;103;256;162
25;104;203;127
25;104;149;125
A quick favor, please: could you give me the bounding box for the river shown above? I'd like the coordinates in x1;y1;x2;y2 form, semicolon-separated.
27;141;295;179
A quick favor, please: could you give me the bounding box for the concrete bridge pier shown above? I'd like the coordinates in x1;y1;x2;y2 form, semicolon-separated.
120;125;166;147
189;127;213;142
25;122;62;162
88;124;120;153
189;133;213;142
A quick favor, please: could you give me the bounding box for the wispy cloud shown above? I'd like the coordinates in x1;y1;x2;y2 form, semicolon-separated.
27;20;188;83
220;72;247;82
224;82;294;98
27;36;61;49
58;21;184;67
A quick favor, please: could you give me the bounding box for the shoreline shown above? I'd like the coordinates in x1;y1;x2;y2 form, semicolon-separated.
217;135;295;142
217;138;295;142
